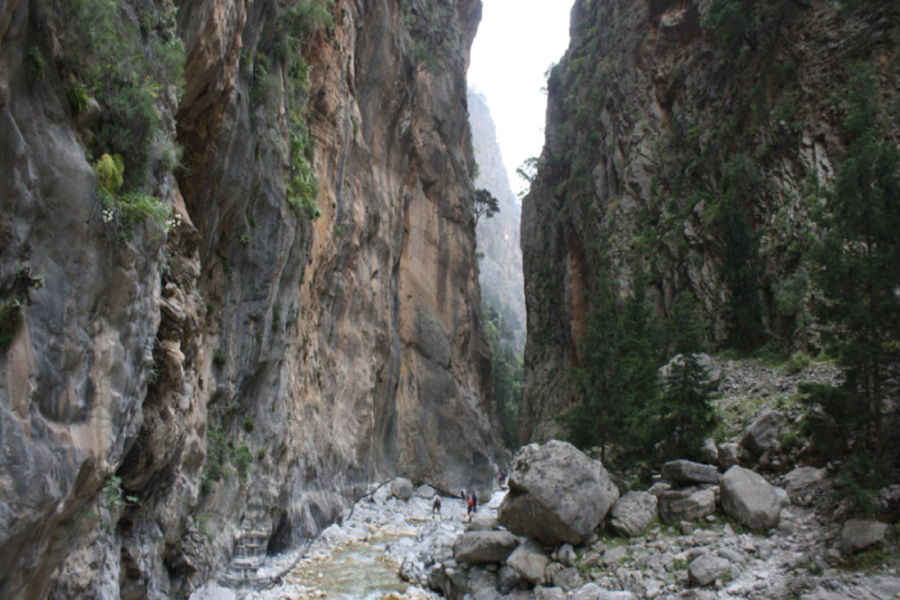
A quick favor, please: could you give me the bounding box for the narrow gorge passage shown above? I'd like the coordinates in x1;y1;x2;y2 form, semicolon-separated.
2;0;900;599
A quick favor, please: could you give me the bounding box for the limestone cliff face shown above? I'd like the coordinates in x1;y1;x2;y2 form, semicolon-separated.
0;0;496;597
468;89;525;350
520;0;900;443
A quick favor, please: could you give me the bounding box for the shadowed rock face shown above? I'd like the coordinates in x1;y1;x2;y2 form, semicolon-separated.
0;0;498;597
519;0;900;443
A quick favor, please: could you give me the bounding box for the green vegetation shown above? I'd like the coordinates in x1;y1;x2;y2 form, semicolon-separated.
243;418;255;433
472;189;500;227
39;0;185;190
0;300;24;351
800;66;900;514
703;0;758;46
94;154;173;243
202;429;254;493
26;47;46;82
102;475;138;507
483;301;523;448
213;348;227;368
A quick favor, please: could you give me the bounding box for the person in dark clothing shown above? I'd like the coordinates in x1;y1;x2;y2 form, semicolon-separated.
466;494;474;521
432;494;442;517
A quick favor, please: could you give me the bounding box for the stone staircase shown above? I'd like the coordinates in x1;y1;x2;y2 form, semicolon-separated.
217;503;272;592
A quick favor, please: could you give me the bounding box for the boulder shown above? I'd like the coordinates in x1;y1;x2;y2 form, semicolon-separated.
717;443;741;470
497;565;522;594
416;484;436;498
839;519;888;554
507;539;549;584
660;353;722;383
608;491;658;537
782;466;826;498
661;460;719;484
720;466;781;531
657;487;716;523
571;585;638;600
688;554;731;587
453;531;520;564
551;566;583;591
498;440;620;545
466;513;500;532
700;439;719;465
741;410;786;456
557;543;577;567
391;477;414;500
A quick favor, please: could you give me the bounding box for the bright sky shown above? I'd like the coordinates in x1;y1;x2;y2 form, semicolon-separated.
468;0;573;196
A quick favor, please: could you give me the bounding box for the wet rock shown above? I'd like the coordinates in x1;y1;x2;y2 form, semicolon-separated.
507;539;549;584
657;487;716;523
662;460;720;485
392;477;415;500
608;491;658;538
498;441;619;545
687;555;731;587
839;519;888;554
741;410;786;456
720;466;781;531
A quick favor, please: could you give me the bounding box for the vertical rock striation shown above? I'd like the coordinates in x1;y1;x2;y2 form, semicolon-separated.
0;0;498;597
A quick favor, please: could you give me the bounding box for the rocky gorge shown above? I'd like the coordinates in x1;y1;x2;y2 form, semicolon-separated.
1;0;899;598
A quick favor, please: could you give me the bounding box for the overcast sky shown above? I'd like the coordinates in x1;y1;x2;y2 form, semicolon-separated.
468;0;573;196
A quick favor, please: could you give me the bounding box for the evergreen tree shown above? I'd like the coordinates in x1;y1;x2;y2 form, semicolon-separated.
473;189;500;227
483;301;523;448
804;66;900;468
656;292;717;460
565;268;663;463
720;194;765;350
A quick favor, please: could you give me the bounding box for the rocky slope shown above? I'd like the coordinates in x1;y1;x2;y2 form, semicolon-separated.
0;0;502;598
468;88;525;351
519;0;900;443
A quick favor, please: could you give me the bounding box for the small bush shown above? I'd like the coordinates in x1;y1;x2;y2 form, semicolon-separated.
0;299;24;350
213;349;227;367
243;418;255;433
26;47;46;82
257;448;267;460
782;351;812;374
781;431;800;453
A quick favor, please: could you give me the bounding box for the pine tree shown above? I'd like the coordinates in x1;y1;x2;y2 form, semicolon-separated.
805;66;900;468
656;292;717;460
720;194;765;350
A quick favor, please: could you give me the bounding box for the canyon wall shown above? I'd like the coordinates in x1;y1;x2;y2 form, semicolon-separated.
0;0;498;597
468;88;525;351
520;0;900;443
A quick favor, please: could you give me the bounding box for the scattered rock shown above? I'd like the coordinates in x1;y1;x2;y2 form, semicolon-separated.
467;513;500;532
507;539;549;584
551;566;583;590
415;484;436;498
839;519;888;554
657;487;716;523
498;440;620;545
688;554;731;587
608;491;659;537
557;543;577;567
661;460;720;484
720;466;781;531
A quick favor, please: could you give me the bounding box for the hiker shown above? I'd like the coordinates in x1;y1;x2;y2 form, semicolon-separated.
432;494;442;517
498;470;506;487
472;490;478;513
466;493;475;521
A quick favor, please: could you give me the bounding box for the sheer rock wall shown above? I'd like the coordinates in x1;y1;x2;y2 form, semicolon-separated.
519;0;900;443
0;0;498;597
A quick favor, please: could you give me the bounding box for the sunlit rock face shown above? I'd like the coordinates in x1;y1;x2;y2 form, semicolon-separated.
0;0;498;597
519;0;899;443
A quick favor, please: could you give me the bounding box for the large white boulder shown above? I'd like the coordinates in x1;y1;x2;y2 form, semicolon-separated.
452;531;519;564
608;491;658;537
498;440;619;545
